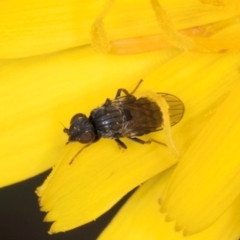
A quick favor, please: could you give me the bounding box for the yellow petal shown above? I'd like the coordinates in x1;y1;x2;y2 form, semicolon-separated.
37;50;240;233
38;141;177;234
161;74;240;235
0;46;177;187
1;0;239;58
199;0;238;6
110;12;240;54
98;167;240;240
93;0;240;54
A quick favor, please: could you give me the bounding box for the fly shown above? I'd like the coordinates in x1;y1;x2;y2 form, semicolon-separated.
64;80;184;164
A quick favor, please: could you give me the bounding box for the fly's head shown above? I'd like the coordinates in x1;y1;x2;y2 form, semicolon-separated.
63;113;96;144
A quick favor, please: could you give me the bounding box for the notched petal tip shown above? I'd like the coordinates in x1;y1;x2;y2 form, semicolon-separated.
43;212;56;223
47;230;54;235
174;222;184;232
46;223;58;236
182;228;192;236
165;213;173;222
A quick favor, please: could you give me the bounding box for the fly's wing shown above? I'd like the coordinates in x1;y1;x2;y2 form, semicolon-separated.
111;96;163;137
158;93;185;126
111;93;184;137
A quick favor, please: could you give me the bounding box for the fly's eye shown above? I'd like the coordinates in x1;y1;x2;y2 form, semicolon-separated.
80;131;95;143
70;113;86;124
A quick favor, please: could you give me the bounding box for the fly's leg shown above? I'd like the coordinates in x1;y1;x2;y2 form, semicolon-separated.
115;79;143;99
128;137;167;147
69;144;92;165
115;138;127;149
130;79;143;95
115;88;131;99
103;98;112;106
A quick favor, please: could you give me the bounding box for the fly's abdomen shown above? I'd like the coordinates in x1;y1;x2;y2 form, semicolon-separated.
90;106;124;138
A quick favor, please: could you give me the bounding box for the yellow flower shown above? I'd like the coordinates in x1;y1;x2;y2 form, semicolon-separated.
1;0;240;239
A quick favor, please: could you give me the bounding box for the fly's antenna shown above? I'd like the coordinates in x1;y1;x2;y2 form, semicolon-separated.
69;144;92;165
131;79;143;95
59;121;67;129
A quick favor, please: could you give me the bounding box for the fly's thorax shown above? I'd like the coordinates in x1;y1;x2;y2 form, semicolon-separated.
90;105;125;138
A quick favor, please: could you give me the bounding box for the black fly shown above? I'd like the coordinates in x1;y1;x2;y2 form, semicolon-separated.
64;80;184;164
